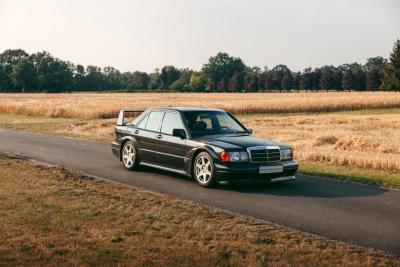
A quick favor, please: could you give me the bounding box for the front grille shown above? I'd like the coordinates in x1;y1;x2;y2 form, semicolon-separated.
248;146;281;163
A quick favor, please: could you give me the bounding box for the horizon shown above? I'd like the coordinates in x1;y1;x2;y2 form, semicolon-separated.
1;0;399;72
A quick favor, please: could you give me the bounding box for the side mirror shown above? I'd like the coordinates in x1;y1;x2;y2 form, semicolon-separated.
247;128;253;134
172;129;186;139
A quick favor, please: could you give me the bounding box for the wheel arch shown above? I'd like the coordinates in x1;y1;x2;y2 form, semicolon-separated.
119;136;139;161
188;146;219;177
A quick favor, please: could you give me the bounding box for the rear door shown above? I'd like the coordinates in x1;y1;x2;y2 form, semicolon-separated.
155;111;190;170
135;111;164;163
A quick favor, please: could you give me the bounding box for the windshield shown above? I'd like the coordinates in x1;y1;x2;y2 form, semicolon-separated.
182;111;248;136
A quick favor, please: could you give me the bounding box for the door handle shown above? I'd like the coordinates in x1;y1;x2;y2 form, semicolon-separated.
134;130;139;134
156;134;163;139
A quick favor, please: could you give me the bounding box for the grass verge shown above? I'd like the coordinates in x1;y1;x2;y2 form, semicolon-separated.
299;162;400;189
0;153;399;266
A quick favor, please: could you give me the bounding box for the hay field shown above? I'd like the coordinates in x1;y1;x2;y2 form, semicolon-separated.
1;92;400;119
241;112;400;175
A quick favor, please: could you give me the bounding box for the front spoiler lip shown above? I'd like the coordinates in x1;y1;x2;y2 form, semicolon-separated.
269;175;296;183
218;175;296;185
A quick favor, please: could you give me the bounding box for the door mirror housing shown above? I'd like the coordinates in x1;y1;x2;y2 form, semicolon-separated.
247;128;253;134
172;129;186;139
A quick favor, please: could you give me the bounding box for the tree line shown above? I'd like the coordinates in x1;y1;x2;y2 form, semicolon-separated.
1;40;399;93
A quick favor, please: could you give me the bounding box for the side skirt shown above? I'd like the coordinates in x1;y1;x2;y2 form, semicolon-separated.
139;162;191;177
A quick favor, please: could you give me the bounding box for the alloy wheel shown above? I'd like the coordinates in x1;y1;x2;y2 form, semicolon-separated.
195;155;212;184
122;142;136;168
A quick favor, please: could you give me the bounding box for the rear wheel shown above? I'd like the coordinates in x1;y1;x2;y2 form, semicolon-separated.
193;152;215;187
122;141;138;170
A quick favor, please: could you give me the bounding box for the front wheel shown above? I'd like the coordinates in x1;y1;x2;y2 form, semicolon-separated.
193;152;215;187
121;141;138;170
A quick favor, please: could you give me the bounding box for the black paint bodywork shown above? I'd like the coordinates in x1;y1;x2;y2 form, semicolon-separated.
112;107;298;183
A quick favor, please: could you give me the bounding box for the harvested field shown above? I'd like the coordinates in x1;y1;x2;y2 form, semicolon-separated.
242;112;400;175
1;92;400;119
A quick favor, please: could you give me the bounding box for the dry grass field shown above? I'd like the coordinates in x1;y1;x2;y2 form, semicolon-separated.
242;111;400;176
1;92;400;119
0;92;399;187
1;154;398;266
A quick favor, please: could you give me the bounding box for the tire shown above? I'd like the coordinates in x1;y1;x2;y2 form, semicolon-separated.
121;141;138;170
193;152;215;187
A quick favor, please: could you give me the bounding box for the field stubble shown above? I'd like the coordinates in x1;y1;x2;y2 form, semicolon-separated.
1;92;400;119
0;154;398;266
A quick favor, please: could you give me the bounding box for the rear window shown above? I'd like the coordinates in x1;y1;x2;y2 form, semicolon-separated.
145;111;164;132
136;114;149;129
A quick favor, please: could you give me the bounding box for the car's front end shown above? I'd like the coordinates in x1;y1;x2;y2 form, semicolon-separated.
192;134;298;184
212;145;298;184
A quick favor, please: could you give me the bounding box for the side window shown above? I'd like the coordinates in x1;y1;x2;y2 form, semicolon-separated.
145;111;164;132
161;112;185;135
136;114;149;129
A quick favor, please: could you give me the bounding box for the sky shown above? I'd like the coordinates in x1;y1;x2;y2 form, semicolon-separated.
0;0;399;72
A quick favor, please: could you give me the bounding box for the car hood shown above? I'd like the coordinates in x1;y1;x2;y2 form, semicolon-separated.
193;134;288;150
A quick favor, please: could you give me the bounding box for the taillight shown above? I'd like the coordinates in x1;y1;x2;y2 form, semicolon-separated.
220;151;230;162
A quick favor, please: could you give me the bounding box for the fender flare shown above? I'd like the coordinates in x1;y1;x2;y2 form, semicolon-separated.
186;145;222;175
119;136;140;161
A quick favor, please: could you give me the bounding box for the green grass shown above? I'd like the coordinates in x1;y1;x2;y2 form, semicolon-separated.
299;162;400;189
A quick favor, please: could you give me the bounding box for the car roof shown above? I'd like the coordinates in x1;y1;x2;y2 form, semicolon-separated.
148;107;225;112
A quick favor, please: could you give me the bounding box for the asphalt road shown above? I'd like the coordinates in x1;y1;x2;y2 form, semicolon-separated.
0;129;399;253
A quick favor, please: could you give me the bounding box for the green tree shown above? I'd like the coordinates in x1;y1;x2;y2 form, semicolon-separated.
170;69;192;91
227;71;244;92
341;63;366;91
269;65;292;91
32;51;73;92
300;67;313;91
380;39;400;91
128;71;149;90
320;65;341;91
11;57;37;93
261;67;272;92
201;52;245;91
85;65;104;91
160;66;180;90
0;49;28;92
73;64;86;90
148;69;161;90
103;66;122;90
364;57;387;91
244;67;260;92
189;72;206;91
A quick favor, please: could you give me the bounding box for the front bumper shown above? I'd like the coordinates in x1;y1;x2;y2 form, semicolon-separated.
214;160;298;184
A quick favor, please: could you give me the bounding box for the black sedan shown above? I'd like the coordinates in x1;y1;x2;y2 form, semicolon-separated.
112;107;298;187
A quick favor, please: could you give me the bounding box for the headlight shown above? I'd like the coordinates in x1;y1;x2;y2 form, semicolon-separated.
220;151;249;162
280;148;293;160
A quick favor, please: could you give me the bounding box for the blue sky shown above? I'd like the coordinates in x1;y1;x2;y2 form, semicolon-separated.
1;0;399;72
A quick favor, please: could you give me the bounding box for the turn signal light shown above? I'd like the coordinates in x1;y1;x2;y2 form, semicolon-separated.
220;151;230;162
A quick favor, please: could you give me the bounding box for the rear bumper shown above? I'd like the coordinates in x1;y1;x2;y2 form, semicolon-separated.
214;161;298;184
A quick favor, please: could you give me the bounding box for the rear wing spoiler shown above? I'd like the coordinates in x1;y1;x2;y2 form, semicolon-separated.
117;109;145;126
